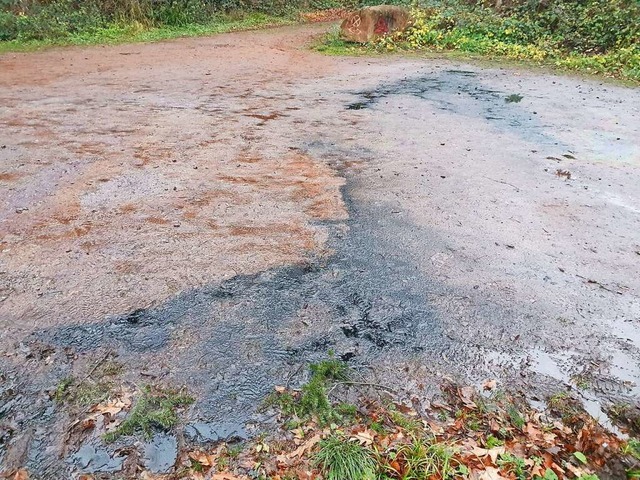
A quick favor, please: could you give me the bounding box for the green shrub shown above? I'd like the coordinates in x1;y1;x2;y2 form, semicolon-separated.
374;0;640;82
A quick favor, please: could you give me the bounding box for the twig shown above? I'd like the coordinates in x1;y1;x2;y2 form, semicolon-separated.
576;274;624;295
79;351;111;385
286;364;305;389
482;176;521;192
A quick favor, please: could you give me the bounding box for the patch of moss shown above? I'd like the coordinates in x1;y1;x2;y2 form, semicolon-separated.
104;386;194;442
53;377;74;403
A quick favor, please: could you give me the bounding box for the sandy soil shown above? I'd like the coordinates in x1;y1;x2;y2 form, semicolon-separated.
0;23;639;476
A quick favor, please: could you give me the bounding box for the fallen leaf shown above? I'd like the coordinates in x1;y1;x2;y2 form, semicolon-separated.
460;386;477;408
255;442;270;454
565;463;586;477
482;380;497;391
352;430;375;446
287;433;321;459
477;466;508;480
188;450;214;467
525;422;544;443
211;474;246;480
13;469;29;480
274;385;286;393
473;446;505;463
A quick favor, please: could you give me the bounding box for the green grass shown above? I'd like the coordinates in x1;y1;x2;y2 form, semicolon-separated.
266;358;355;425
53;377;74;403
485;434;504;448
387;437;460;480
103;385;194;442
52;360;124;406
0;13;295;53
314;434;377;480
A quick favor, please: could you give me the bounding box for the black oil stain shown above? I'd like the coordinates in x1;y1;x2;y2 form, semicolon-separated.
345;71;555;146
30;180;448;434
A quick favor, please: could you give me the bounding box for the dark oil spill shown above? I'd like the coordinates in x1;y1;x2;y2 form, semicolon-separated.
33;186;448;422
346;70;556;146
11;169;463;475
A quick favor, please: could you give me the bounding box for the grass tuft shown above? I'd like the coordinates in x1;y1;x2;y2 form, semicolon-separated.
389;436;460;479
314;434;377;480
0;13;295;53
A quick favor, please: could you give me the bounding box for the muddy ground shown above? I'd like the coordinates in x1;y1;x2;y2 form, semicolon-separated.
0;23;639;477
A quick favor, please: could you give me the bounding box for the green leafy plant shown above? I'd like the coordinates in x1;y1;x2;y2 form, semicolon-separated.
498;452;527;480
366;0;640;82
266;358;356;425
573;451;588;464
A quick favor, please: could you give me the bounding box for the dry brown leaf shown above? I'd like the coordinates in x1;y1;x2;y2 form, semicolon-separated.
482;380;497;391
525;422;544;443
472;446;505;463
352;430;375;446
211;473;246;480
13;470;29;480
488;418;501;433
287;433;321;459
565;463;587;477
460;386;477;408
188;450;214;467
476;466;508;480
274;385;286;393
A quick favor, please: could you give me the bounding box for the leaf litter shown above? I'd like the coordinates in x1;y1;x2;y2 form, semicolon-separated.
14;361;640;479
120;372;639;479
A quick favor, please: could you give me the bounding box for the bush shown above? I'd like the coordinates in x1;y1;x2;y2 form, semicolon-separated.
1;0;104;41
377;0;640;82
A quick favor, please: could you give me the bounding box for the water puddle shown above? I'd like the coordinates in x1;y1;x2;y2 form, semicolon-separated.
143;433;178;473
525;347;638;436
69;444;124;473
344;71;556;146
185;422;248;443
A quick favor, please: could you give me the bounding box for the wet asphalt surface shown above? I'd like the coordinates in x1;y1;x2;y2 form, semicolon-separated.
1;24;640;477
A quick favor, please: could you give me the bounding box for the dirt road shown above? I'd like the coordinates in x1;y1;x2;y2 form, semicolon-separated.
1;24;639;476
